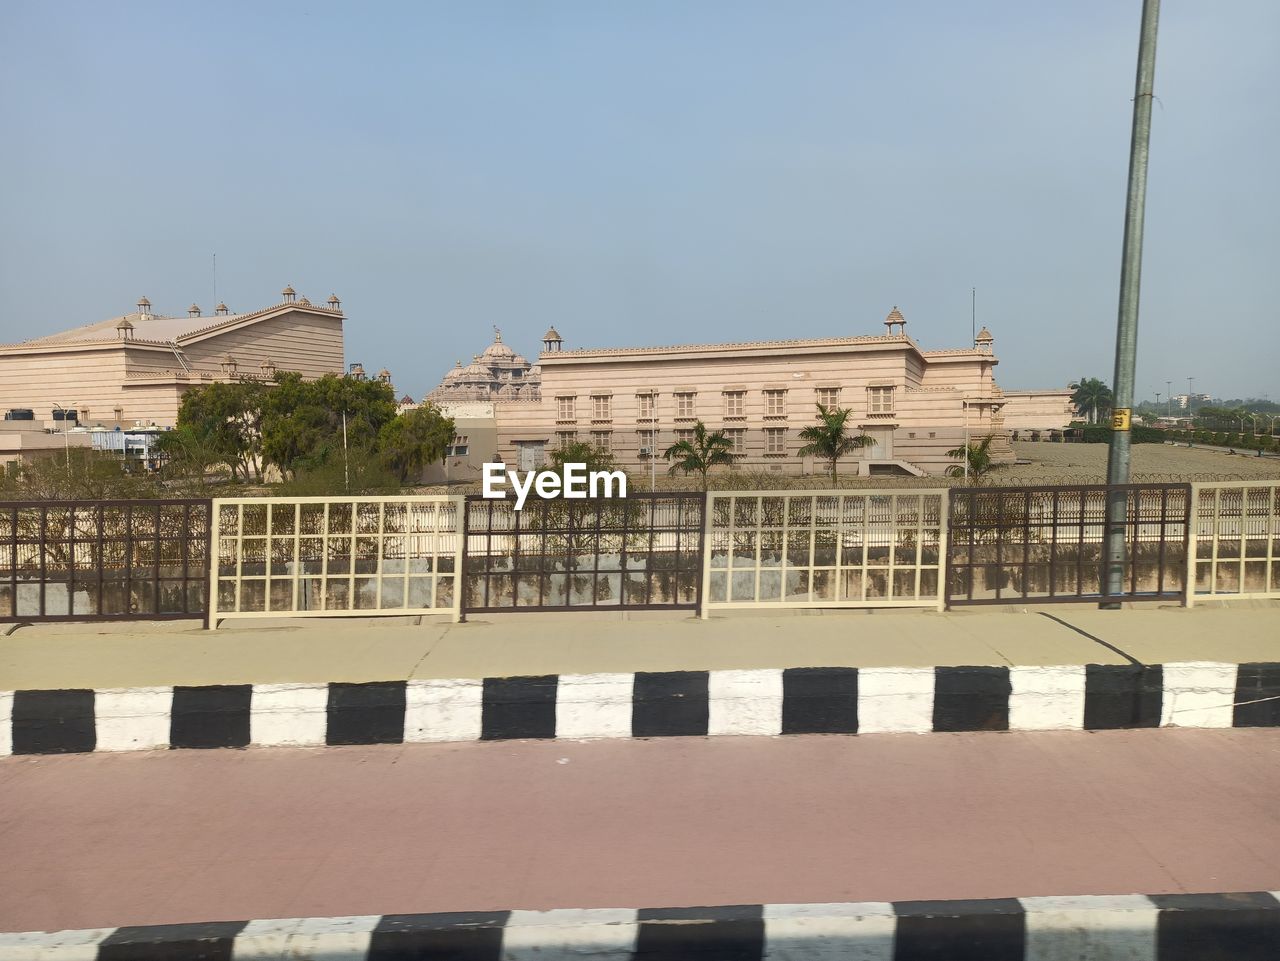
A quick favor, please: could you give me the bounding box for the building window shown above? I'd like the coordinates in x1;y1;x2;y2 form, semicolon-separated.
675;392;696;419
675;428;696;445
638;430;658;456
723;391;745;417
591;394;612;421
868;386;895;414
637;392;656;419
113;407;123;422
765;427;787;455
556;396;576;421
557;430;577;449
724;428;746;455
448;435;469;456
816;387;841;409
590;430;612;452
764;390;787;417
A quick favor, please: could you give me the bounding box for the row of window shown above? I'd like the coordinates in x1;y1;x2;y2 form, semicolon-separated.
556;387;894;422
558;427;804;456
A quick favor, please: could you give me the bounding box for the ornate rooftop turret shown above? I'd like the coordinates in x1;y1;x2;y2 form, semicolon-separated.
884;306;906;337
281;285;296;303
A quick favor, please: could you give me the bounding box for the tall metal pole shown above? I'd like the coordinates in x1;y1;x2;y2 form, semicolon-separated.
1102;0;1161;608
342;410;350;492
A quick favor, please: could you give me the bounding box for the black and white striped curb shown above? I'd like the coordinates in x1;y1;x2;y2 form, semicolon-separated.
3;662;1277;755
3;893;1279;960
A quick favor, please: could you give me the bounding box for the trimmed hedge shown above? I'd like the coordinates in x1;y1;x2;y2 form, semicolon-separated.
1076;425;1165;444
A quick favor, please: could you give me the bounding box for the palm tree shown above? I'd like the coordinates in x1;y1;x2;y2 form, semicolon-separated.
662;421;734;490
797;404;870;483
946;434;997;481
1070;377;1113;425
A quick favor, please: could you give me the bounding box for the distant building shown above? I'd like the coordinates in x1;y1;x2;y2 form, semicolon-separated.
420;400;501;486
428;309;1028;477
999;389;1075;433
427;329;541;403
0;287;346;430
1173;392;1212;410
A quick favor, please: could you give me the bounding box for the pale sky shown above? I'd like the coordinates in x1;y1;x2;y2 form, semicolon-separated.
1;1;1276;401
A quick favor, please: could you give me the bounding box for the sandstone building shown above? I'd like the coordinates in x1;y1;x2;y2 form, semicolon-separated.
428;309;1070;479
0;287;346;430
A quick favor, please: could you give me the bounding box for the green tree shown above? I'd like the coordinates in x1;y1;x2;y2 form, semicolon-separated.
662;421;734;490
1070;377;1113;425
946;434;997;481
261;372;398;480
377;404;455;484
549;440;619;475
0;448;161;501
172;380;267;482
796;404;870;483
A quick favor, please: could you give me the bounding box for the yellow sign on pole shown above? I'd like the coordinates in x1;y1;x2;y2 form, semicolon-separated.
1112;408;1132;431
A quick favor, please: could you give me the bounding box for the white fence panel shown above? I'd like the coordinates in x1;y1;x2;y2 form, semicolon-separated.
1187;481;1280;606
702;490;949;615
209;496;464;625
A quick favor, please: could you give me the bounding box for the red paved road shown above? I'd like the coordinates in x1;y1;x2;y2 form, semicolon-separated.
2;729;1278;933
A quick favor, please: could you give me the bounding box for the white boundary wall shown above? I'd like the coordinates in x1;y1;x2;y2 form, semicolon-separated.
701;490;949;615
1187;481;1280;606
208;496;464;625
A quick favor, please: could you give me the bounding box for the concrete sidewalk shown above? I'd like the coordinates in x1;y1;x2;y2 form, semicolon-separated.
2;604;1277;691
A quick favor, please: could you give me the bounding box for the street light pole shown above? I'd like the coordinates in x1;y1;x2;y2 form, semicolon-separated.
52;402;71;476
650;390;658;492
1165;380;1172;418
1102;0;1161;608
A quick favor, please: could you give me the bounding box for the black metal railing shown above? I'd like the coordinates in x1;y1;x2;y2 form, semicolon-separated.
0;499;212;621
945;484;1190;606
461;492;705;613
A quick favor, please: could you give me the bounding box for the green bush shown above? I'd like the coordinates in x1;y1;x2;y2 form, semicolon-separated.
1075;425;1164;444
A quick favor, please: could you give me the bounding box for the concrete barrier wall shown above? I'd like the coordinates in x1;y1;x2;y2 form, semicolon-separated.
4;892;1278;959
4;662;1277;755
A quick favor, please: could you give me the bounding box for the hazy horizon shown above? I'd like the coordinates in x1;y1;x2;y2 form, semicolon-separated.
2;1;1276;401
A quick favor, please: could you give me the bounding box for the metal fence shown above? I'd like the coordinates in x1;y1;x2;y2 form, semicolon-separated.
209;496;463;625
462;492;705;612
946;484;1190;606
1188;481;1280;606
6;482;1276;626
0;499;211;622
702;490;948;613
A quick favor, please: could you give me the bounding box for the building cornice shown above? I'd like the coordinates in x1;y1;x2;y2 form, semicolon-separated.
539;334;938;365
0;301;343;353
173;302;344;345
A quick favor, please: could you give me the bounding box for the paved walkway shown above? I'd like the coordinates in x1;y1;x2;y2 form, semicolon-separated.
2;728;1277;933
2;605;1277;691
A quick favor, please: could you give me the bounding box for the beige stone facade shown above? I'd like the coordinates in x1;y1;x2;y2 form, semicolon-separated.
429;310;1019;478
0;288;345;430
998;389;1076;432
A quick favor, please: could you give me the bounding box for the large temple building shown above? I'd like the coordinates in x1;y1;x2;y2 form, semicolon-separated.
428;329;541;402
426;309;1073;480
0;287;346;430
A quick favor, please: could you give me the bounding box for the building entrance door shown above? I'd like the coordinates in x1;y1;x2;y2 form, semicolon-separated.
517;441;545;471
864;427;893;460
